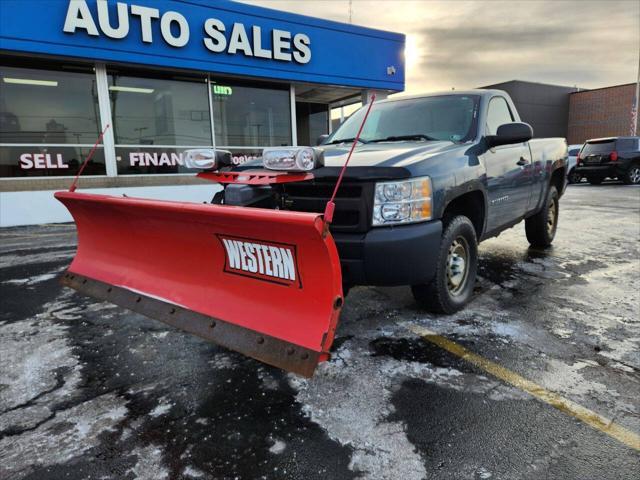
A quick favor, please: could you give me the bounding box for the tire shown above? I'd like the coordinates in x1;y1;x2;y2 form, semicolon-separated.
567;168;582;184
587;176;604;185
411;216;478;314
622;163;640;185
525;185;559;248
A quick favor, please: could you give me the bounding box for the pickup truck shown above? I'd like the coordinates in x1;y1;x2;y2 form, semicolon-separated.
224;90;569;313
56;90;569;376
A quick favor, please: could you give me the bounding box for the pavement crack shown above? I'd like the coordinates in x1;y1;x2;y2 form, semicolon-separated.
0;385;128;441
0;367;68;416
0;410;57;439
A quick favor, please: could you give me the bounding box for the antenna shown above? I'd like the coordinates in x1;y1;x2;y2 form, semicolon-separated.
69;124;110;192
323;93;376;226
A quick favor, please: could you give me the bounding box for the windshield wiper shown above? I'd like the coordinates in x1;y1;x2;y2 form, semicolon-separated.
325;137;369;145
369;134;436;143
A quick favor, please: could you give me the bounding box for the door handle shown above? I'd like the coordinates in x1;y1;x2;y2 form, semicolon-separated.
517;157;529;166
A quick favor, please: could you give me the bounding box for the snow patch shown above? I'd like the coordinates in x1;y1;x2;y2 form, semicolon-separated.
3;272;59;286
183;466;205;478
0;291;82;411
149;398;173;418
268;438;286;455
126;445;169;480
0;393;128;477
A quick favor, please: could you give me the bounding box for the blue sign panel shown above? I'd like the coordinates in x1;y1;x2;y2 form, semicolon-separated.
0;0;405;91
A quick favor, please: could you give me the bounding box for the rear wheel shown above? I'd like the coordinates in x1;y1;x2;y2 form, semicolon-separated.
525;185;558;248
412;216;478;314
567;168;582;184
622;164;640;185
587;176;604;185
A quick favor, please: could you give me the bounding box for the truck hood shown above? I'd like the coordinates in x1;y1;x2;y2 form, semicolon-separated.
321;141;462;168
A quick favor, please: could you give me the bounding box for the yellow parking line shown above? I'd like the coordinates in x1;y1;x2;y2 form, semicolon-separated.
408;325;640;451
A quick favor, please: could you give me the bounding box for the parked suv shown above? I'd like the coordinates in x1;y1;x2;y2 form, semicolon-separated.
575;137;640;185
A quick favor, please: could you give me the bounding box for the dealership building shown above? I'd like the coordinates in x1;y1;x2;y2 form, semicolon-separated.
0;0;405;226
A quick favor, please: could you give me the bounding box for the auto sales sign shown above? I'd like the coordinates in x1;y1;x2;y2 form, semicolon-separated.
63;0;311;64
0;0;405;91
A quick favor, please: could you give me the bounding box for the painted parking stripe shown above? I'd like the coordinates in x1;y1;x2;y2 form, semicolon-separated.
408;325;640;452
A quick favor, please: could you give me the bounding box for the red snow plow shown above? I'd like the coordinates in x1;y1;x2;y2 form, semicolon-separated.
56;98;375;377
56;187;342;376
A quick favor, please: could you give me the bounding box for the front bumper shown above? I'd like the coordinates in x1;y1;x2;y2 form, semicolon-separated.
333;220;443;286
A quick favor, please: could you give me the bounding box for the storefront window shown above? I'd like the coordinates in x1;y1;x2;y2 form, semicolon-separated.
211;80;291;147
0;63;299;178
330;102;361;133
296;102;329;146
109;72;212;174
0;63;105;177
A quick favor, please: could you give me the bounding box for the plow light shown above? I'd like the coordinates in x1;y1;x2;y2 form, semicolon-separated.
184;149;232;170
373;176;433;226
262;147;323;172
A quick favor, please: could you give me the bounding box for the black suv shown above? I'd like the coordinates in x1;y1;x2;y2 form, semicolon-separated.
576;137;640;185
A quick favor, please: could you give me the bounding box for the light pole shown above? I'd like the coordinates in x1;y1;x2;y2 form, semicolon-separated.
633;43;639;136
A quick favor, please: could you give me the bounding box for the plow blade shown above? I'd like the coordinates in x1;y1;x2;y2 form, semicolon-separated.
55;191;343;377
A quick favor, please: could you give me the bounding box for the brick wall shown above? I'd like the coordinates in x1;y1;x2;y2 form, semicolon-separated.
567;83;636;144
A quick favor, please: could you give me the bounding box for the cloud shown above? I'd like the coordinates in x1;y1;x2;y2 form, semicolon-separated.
241;0;639;94
409;1;638;91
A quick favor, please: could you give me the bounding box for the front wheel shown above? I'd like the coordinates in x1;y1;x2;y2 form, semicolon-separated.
622;164;640;185
525;185;559;248
411;216;478;314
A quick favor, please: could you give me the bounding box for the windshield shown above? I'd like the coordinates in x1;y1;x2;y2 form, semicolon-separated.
327;95;480;144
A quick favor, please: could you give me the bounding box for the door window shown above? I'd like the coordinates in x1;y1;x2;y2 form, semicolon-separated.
615;138;638;151
486;97;514;136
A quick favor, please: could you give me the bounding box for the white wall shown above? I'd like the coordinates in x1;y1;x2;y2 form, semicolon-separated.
0;184;221;227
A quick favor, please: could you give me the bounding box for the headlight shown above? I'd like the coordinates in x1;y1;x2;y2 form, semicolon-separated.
262;147;323;172
373;177;433;226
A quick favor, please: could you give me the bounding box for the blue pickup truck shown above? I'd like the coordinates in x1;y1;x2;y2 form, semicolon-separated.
226;90;568;313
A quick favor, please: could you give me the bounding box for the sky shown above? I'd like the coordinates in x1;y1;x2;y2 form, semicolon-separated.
241;0;640;95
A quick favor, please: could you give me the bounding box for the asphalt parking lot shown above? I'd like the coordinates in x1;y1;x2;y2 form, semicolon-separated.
1;183;639;480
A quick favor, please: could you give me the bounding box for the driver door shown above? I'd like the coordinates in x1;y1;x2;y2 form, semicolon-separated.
482;96;532;232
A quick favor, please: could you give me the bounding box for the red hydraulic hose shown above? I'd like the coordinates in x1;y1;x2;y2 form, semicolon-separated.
69;124;110;192
323;94;376;224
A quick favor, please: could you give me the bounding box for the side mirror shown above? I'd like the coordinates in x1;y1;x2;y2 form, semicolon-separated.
316;134;330;146
486;122;533;148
